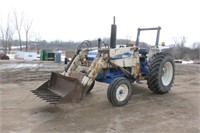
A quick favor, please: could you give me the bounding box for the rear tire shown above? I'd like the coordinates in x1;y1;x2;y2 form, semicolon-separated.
147;52;175;94
107;77;132;106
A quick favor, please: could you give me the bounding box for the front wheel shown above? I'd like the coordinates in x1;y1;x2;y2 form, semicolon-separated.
107;77;132;106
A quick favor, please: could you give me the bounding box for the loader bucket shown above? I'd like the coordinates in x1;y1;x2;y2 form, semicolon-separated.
31;72;85;104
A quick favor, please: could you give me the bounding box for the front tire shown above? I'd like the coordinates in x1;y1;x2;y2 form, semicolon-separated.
147;52;175;94
107;77;132;106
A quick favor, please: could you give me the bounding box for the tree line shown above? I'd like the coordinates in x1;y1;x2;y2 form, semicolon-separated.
0;11;199;60
36;38;200;60
0;10;33;53
163;36;200;60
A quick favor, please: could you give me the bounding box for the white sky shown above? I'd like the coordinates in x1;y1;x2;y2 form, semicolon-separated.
0;0;199;46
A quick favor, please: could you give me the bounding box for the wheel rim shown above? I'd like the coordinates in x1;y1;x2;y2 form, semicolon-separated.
116;84;129;101
161;62;173;86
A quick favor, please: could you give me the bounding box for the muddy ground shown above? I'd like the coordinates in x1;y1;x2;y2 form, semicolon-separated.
0;61;200;133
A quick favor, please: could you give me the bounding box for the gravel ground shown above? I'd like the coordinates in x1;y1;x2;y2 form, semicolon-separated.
0;61;200;133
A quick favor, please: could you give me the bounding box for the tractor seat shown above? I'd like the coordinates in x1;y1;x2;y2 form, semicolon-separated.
139;48;148;55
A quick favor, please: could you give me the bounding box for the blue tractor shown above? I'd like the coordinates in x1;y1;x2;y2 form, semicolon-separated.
32;17;175;106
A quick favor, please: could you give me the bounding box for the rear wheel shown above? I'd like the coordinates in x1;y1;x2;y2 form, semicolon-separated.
107;77;132;106
147;52;175;94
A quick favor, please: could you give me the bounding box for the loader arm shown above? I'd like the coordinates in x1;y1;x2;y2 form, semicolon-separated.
32;48;110;104
81;49;110;92
64;49;89;76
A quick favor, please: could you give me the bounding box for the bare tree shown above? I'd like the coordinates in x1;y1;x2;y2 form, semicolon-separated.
34;33;42;54
192;42;200;59
0;18;5;48
13;11;24;51
0;13;15;53
193;42;200;49
173;36;187;59
173;36;186;48
23;17;33;52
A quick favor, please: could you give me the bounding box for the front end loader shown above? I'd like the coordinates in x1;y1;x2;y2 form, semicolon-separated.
32;17;175;106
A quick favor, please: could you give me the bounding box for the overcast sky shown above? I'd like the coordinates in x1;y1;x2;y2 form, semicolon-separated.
0;0;199;46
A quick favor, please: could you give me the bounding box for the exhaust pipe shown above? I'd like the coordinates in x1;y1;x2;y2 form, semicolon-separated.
110;16;117;48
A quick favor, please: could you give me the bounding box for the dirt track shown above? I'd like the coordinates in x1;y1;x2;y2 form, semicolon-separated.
0;61;200;133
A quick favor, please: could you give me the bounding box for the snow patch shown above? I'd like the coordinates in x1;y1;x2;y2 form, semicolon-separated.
0;63;43;70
